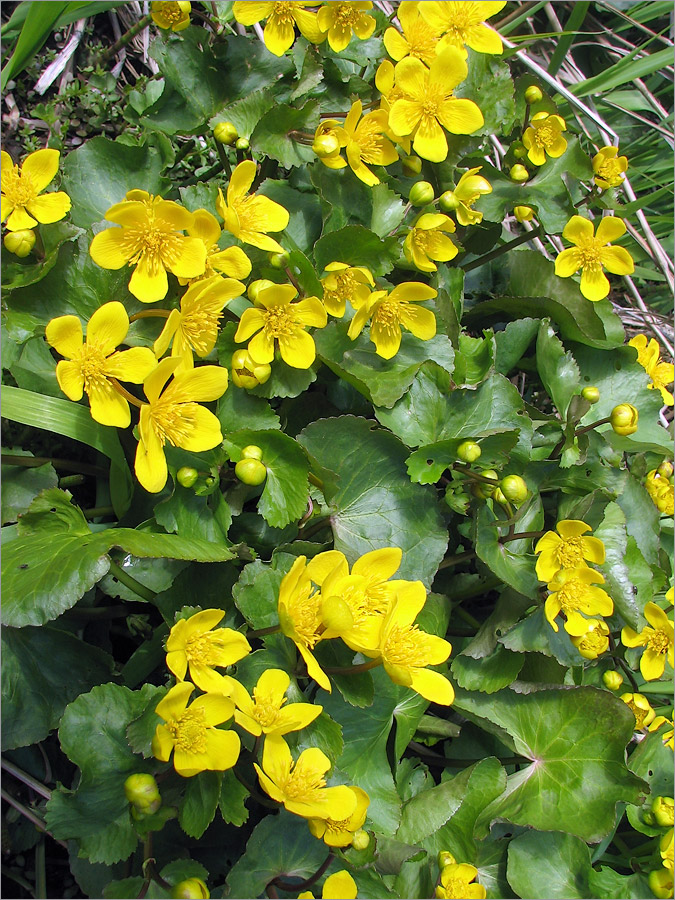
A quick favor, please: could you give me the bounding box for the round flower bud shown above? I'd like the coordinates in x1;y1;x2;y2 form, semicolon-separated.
235;137;249;151
652;796;675;827
4;228;36;257
648;868;674;900
124;774;161;815
409;181;435;206
581;385;600;404
610;403;639;436
401;155;422;176
500;475;528;504
657;460;674;479
248;279;276;304
204;475;217;488
472;469;499;499
235;458;267;486
525;85;543;104
438;851;456;869
241;444;263;461
456;440;481;464
602;670;623;691
512;144;528;159
438;190;461;212
176;466;199;489
171;878;210;899
312;133;340;158
231;349;272;389
514;205;534;223
509;164;529;183
492;486;508;506
351;829;370;851
268;249;290;269
214;122;238;145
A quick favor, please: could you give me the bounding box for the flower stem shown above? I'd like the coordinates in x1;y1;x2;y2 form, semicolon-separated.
128;309;172;321
1;453;107;477
0;788;67;848
97;13;152;64
499;529;545;544
1;759;51;800
273;851;334;894
110;378;145;409
323;658;381;675
308;472;325;491
438;550;476;570
84;505;115;520
107;559;157;603
216;140;232;180
452;462;499;484
247;624;281;640
461;226;543;272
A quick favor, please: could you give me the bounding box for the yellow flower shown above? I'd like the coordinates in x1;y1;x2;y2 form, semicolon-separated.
216;161;290;252
570;619;610;660
593;146;628;190
232;2;325;56
389;47;484;163
649;866;674;900
359;583;454;704
649;714;674;751
1;148;71;231
313;120;349;170
45;302;156;428
230;348;272;389
341;100;399;186
544;567;613;636
522;112;567;166
278;555;331;692
554;215;634;302
320;262;374;317
661;829;674;871
619;692;656;730
383;1;441;65
154;275;245;372
299;871;358;900
621;601;674;681
375;60;411;152
184;208;252;284
151;1;191;30
165;609;251;692
514;205;535;223
254;734;358;820
220;668;322;736
348;281;437;359
308;786;370;847
403;213;458;272
152;682;240;777
628;334;674;406
646;470;674;516
135;358;228;494
234;282;327;369
534;519;605;582
436;862;486;899
419;0;507;56
444;167;492;226
89;190;206;303
316;1;375;53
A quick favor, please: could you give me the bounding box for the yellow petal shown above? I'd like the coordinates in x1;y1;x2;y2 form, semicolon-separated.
278;329;316;369
153;309;181;359
248;330;276;365
371;319;402;359
413;115;448;163
152;724;175;761
409;667;455;705
168;365;229;403
264;16;296;55
641;648;666;681
135;409;168;493
189;208;221;247
129;256;169;303
25;191;71;224
429;45;468;92
400;303;437;341
6;206;37;230
600;246;634;276
389;99;422;138
563;216;594;245
88;379;131;428
46;315;83;358
210;246;252;279
191;692;237;727
21;148;60;192
228;160;256;203
580;266;609;302
105;347;159;384
294;297;328;328
464;22;503;53
438;98;484;136
232;1;272;25
167;236;207;279
89;227;130;269
87;301;129;355
55;360;84;401
555;248;583;278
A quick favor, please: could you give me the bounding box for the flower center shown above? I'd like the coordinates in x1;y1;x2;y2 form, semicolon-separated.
597;159;623;183
76;346;110;393
373;298;402;330
286;584;323;648
150;400;201;447
577;625;607;655
180;307;222;355
2;167;38;207
647;629;670;655
440;878;472;900
263;305;298;339
122;225;182;274
323;814;353;834
252;688;286;728
555;536;585;568
168;707;208;753
162;2;184;23
186;631;224;667
405;21;439;62
556;581;584;615
272;1;296;25
335;3;361;28
533;121;558;149
383;623;432;668
284;762;326;801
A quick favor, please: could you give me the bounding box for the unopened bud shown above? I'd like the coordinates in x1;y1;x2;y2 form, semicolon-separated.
409;181;435;206
241;444;263;461
231;349;272;389
581;386;600;404
500;475;528;504
313;133;340;158
248;279;275;303
235;137;249;152
514;205;534;223
610;403;639;436
176;466;199;489
457;440;481;464
657;460;674;479
439;190;460;212
602;670;623;691
351;828;370;851
512;144;528;159
235;458;267;486
438;851;456;869
124;774;161;816
401;155;422;176
268;250;290;269
652;796;675;827
214;122;238;145
492;486;508;506
649;868;674;900
171;878;210;899
525;85;543;104
509;164;529;183
4;228;36;257
472;469;499;499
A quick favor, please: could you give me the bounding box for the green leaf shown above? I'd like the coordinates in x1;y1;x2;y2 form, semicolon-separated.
225;430;310;528
407;432;519;485
232;554;295;629
1;452;57;525
46;683;159;864
217;384;281;434
1;625;113;751
310;164;372;233
258;179;323;254
211;88;275;139
298;416;448;588
1;221;82;291
596;502;641;629
453;332;495;387
154;486;232;545
370;182;407;238
453;686;648;842
251;101;320;168
474;503;541;597
313;225;399;277
494;317;540;374
62;137;170;228
219;769;250;827
627;731;675;837
125;684;165;758
179;771;222;839
1;1;69;90
454;52;517;136
293;712;344;767
536;320;581;419
499;607;583;668
451;644;524;694
616;473;660;567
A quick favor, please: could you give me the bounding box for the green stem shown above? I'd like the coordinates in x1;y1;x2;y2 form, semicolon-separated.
575;185;600;209
1;865;36;897
110;378;145;409
454;605;481;629
34;839;46;900
308;472;324;491
323;658;381;675
0;789;67;848
438;550;476;570
232;766;277;808
1;759;51;800
247;624;281;640
216;140;232;180
107;559;157;603
98;13;152;64
452;462;499;484
408;742;526;768
170;139;197;168
284;265;302;295
461;226;543;272
84;505;115;520
499;529;545;544
61;604;134;620
300;517;332;540
128;309;172;321
273;852;334;894
58;474;85;488
1;454;107;477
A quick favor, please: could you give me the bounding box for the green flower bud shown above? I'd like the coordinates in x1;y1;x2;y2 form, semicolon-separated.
176;466;199;489
456;440;481;463
652;796;675;827
235;458;267;486
312;133;340;158
268;249;290;269
525;85;543;104
214;121;238;145
124;774;161;815
492;486;508;505
610;403;639;436
204;475;217;488
438;851;456;869
581;385;600;404
401;154;422;176
351;829;370;851
409;181;435;206
472;469;499;499
514;205;534;222
241;444;263;461
509;164;529;183
657;460;674;479
438;190;460;212
602;670;624;691
172;877;210;899
235;137;249;151
649;868;674;900
512;144;528;159
4;228;36;257
500;475;528;504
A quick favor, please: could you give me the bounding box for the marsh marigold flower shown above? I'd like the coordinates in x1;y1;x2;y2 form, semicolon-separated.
216;161;290;252
383;1;441;65
278;555;331;692
443;167;492;226
621;601;674;681
154;275;245;372
235;282;327;369
1;148;71;231
308;786;370;847
646;469;674;516
593;146;628;190
628;334;674;406
619;692;656;730
436;862;486;900
255;734;358;820
184;208;252;284
420;1;507;56
165;609;251;692
522;111;567;166
544;567;613;636
340;100;398;186
571;619;610;660
220;669;322;737
348;281;437;359
152;682;239;777
151;1;191;30
45;302;156;428
403;213;458;272
320;262;374;317
389;47;484;163
317;1;375;53
554;215;634;302
89;190;206;303
649;714;674;752
534;519;605;582
135;358;228;494
299;871;358;900
232;2;324;56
